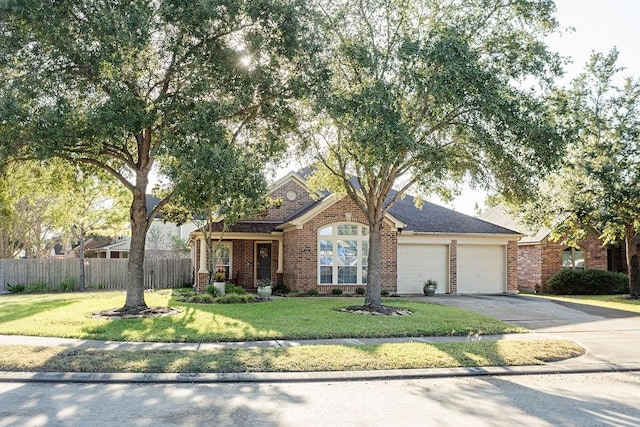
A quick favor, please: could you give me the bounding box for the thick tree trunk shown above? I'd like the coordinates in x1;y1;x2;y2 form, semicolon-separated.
625;227;640;299
124;185;149;308
364;221;383;310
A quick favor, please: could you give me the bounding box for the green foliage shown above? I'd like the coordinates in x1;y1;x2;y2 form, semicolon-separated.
56;278;78;293
308;289;319;296
546;269;629;295
25;282;48;293
225;283;247;295
355;287;365;295
215;294;256;304
304;0;564;309
187;294;215;304
205;285;220;298
7;284;25;294
332;288;343;295
381;290;390;296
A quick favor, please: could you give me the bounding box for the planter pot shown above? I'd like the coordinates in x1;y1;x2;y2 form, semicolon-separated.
257;285;272;300
214;281;226;296
423;285;437;296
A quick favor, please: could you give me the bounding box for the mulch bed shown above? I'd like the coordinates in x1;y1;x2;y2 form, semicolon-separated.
92;306;182;319
339;305;413;316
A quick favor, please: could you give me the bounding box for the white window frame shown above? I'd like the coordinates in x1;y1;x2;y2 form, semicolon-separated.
318;223;369;285
213;242;233;280
562;246;585;270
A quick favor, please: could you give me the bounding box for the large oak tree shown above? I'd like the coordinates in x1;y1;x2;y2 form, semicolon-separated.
303;0;566;310
0;0;319;308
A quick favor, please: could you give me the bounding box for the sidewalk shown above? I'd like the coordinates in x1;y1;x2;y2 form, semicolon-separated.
1;331;639;383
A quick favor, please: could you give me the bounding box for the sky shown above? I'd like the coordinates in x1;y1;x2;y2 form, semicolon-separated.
438;0;640;215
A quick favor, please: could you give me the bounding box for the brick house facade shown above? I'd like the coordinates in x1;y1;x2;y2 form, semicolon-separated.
482;205;611;292
191;172;520;294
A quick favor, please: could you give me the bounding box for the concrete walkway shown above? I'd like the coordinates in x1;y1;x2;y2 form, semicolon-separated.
1;294;639;383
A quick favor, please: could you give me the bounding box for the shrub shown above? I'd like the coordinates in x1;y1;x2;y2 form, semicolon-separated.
25;282;48;293
56;278;78;293
7;284;26;293
187;294;214;304
332;288;343;295
381;290;390;296
355;287;365;295
308;289;319;296
216;293;256;304
205;284;220;297
546;269;629;295
225;283;247;295
272;282;291;294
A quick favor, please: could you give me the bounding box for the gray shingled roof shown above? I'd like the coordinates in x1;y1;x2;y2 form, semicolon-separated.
388;192;520;234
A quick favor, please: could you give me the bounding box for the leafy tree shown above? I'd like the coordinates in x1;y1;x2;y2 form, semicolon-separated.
519;50;640;298
302;0;565;311
0;0;318;309
0;161;72;258
55;166;130;291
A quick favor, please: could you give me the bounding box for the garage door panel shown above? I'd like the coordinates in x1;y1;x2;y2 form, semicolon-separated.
457;245;505;293
397;245;447;294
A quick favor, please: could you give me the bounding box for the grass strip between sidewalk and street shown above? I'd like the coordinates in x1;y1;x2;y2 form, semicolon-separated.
0;340;584;373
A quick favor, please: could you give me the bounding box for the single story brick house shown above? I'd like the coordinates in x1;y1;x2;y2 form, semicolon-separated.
189;172;521;294
480;205;617;292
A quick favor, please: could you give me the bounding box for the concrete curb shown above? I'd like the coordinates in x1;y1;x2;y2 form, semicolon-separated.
1;363;639;384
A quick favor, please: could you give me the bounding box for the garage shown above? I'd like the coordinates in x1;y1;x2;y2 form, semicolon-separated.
397;244;448;294
457;245;506;293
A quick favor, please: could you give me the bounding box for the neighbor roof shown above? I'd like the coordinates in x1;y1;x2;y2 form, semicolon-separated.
480;205;550;243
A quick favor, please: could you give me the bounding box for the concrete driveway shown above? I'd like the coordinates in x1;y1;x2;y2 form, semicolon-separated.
431;294;640;331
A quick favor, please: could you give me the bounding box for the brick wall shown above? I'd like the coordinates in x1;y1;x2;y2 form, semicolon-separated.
259;180;317;223
539;228;608;291
517;244;542;292
449;240;457;294
282;196;397;293
507;240;518;293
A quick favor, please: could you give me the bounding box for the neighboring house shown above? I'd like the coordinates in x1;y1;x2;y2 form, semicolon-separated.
480;205;612;292
189;171;521;294
67;195;197;259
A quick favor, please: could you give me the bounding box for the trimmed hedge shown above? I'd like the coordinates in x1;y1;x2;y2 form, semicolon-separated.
546;269;629;295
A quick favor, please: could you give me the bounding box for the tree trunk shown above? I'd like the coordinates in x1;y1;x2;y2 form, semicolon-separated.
625;226;640;299
124;185;149;308
78;228;86;291
364;220;383;310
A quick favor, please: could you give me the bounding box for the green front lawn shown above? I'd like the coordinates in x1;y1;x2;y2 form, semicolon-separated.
0;290;524;342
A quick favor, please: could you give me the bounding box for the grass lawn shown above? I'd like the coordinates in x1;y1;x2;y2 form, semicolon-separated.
0;290;524;342
0;340;584;373
535;294;640;314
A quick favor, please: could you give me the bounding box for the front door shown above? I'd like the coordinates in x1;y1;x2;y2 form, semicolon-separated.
256;243;272;282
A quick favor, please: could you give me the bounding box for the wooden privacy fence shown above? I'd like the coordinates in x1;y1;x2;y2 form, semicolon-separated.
0;258;193;292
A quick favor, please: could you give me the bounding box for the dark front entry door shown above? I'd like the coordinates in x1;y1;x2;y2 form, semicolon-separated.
256;243;272;282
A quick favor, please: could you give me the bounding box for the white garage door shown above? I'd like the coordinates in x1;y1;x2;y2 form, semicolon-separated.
397;245;447;294
457;245;505;293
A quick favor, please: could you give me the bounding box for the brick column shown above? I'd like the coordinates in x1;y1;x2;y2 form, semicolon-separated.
449;240;457;294
506;240;518;294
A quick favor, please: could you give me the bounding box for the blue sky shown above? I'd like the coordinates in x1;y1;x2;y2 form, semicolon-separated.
441;0;640;215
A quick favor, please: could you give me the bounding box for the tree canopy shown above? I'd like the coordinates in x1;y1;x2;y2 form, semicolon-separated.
0;0;320;308
518;50;640;297
302;0;566;309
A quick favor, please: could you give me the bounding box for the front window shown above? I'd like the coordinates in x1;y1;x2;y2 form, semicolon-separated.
562;247;585;270
318;223;369;285
213;243;231;279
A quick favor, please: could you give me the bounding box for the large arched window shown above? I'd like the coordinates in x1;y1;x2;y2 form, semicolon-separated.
318;223;369;285
562;247;585;270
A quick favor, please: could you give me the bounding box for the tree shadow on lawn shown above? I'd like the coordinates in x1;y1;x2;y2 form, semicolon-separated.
0;299;76;325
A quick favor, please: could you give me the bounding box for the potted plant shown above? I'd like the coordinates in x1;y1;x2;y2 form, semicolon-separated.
213;269;226;296
423;279;438;296
256;278;273;300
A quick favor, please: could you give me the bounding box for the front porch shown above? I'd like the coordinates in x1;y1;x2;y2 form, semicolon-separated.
193;230;283;292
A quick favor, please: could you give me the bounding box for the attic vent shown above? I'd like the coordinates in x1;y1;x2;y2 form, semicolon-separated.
345;212;352;221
